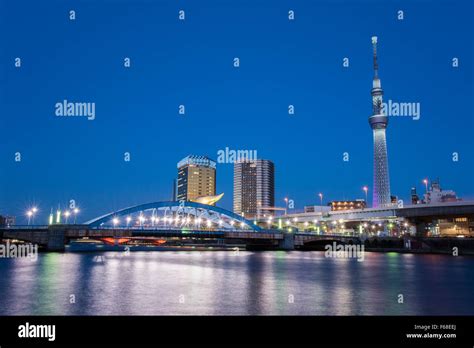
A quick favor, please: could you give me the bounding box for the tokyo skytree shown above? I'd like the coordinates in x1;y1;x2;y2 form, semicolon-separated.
368;36;391;208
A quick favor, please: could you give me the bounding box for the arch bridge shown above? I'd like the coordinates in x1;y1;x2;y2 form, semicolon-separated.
85;201;262;232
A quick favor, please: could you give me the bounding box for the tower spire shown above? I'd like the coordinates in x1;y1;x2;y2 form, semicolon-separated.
372;36;379;78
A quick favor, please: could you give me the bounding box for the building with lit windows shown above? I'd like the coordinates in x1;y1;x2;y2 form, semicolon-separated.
233;159;274;218
329;200;366;211
177;155;217;203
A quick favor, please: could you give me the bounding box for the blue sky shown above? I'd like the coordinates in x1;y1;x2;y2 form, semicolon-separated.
1;0;473;223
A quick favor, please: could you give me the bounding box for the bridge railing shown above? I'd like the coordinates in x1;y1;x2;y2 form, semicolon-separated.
0;225;49;230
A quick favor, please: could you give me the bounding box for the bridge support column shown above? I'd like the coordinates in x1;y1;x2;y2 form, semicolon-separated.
279;233;295;250
47;228;66;252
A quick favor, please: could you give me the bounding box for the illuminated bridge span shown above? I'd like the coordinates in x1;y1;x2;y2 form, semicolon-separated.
85;201;262;232
0;201;293;251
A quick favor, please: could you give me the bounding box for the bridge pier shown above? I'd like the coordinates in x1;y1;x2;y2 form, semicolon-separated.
279;233;295;250
46;227;66;251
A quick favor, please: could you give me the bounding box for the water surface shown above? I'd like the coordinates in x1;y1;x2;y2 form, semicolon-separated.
0;251;473;315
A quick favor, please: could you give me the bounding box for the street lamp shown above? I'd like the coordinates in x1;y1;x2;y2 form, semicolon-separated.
31;207;38;225
423;178;429;193
26;210;33;226
362;186;368;205
284;197;288;215
73;208;79;224
64;211;71;224
126;216;132;227
112;217;119;227
318;193;323;215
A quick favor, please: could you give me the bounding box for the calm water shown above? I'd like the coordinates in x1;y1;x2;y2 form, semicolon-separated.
0;251;473;315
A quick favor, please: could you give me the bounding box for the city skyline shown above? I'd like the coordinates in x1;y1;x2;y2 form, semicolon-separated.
1;1;473;223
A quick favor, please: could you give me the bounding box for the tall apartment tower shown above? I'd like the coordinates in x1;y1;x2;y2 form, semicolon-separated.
177;155;216;202
233;159;274;218
369;36;391;208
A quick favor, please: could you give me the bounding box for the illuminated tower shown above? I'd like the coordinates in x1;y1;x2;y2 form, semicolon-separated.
369;36;391;208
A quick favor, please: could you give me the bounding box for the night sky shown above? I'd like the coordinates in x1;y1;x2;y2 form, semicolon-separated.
1;0;473;223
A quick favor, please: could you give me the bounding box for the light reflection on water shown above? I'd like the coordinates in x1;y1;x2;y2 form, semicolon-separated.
0;251;473;315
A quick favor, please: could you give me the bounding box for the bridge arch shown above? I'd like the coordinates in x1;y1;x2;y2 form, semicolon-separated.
84;201;261;232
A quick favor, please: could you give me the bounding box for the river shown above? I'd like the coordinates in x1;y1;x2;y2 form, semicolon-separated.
0;251;473;315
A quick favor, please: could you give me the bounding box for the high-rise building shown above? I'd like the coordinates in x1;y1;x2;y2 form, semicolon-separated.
177;155;216;202
233;159;274;218
369;36;391;208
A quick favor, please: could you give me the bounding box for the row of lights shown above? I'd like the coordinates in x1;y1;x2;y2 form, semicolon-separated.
26;207;81;225
271;218;410;230
110;215;247;228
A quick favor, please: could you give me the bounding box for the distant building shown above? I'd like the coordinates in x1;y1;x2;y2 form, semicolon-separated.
177;155;216;203
424;179;460;204
411;187;420;204
234;159;274;218
329;200;366;211
304;205;331;214
0;215;15;227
